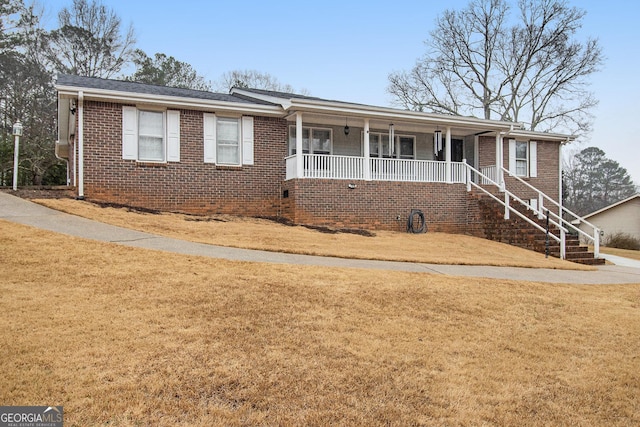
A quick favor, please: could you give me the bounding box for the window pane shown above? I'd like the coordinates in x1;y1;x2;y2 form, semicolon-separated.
217;118;239;164
217;118;239;142
289;126;309;155
400;137;414;158
289;127;310;154
516;159;527;176
289;127;296;155
218;145;239;164
516;141;528;159
369;134;379;157
138;110;164;161
312;129;330;154
139;111;163;136
303;128;310;153
139;136;164;161
381;134;390;157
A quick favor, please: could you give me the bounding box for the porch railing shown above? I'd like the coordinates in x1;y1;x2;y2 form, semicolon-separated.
285;153;600;261
465;164;568;259
499;166;600;258
480;165;497;185
285;154;466;183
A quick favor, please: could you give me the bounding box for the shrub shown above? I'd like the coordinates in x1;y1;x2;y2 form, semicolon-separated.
604;232;640;250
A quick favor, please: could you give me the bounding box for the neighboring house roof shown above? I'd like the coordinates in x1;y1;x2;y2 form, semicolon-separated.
582;194;640;220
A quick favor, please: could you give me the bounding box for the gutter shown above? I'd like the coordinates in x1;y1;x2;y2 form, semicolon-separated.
55;85;284;117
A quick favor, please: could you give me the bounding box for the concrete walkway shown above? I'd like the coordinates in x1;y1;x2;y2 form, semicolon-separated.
1;191;639;285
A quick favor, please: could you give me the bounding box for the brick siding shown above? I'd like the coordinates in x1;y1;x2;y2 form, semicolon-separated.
77;102;561;234
82;101;288;216
478;135;560;200
281;179;471;233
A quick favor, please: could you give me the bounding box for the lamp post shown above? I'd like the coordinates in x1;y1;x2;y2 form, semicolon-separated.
12;120;23;191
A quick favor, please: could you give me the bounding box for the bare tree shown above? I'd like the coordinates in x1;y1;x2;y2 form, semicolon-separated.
1;1;64;186
213;69;308;95
388;0;602;136
45;0;135;78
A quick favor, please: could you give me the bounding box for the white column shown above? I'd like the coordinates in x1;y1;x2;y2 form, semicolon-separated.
558;142;563;218
363;118;371;180
496;132;504;191
78;91;84;199
295;112;303;178
445;126;452;183
473;135;479;184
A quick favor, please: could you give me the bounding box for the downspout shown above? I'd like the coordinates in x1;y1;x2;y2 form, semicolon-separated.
77;91;84;200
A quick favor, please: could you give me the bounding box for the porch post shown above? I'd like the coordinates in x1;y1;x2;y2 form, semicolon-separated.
445;126;452;183
295;112;303;178
496;132;504;191
77;91;84;199
473;135;479;184
363;118;371;180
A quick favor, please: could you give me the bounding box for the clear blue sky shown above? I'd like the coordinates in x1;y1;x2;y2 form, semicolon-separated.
42;0;640;185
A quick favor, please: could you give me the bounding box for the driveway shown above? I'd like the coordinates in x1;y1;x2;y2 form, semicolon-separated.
1;192;639;285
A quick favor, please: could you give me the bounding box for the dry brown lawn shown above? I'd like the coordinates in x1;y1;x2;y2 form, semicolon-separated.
600;247;640;261
1;220;638;426
33;198;591;270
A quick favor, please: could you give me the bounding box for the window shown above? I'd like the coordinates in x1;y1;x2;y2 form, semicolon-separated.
288;126;332;155
216;117;240;165
367;132;414;159
508;139;537;178
398;136;415;160
203;114;254;166
122;106;180;162
138;110;164;162
515;141;528;176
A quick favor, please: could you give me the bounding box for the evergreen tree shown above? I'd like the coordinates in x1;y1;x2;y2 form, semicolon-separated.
125;50;211;91
564;147;637;215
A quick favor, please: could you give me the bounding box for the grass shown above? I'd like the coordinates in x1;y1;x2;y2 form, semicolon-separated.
32;198;592;270
600;246;640;261
1;219;639;426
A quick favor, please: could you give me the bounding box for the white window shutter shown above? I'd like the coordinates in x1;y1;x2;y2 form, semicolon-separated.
529;141;537;177
122;106;138;160
242;116;254;165
166;110;180;162
508;139;516;175
203;113;216;163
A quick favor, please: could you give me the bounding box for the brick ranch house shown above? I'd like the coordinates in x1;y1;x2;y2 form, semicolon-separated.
55;74;602;263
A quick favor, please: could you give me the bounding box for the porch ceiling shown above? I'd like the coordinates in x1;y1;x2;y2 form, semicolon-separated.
286;112;500;138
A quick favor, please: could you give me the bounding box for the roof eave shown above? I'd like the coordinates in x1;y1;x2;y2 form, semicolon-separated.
507;129;575;143
288;98;520;131
230;88;292;110
56;85;285;116
582;194;640;219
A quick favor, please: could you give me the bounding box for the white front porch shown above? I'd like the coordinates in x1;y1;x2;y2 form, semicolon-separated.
285;154;468;183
